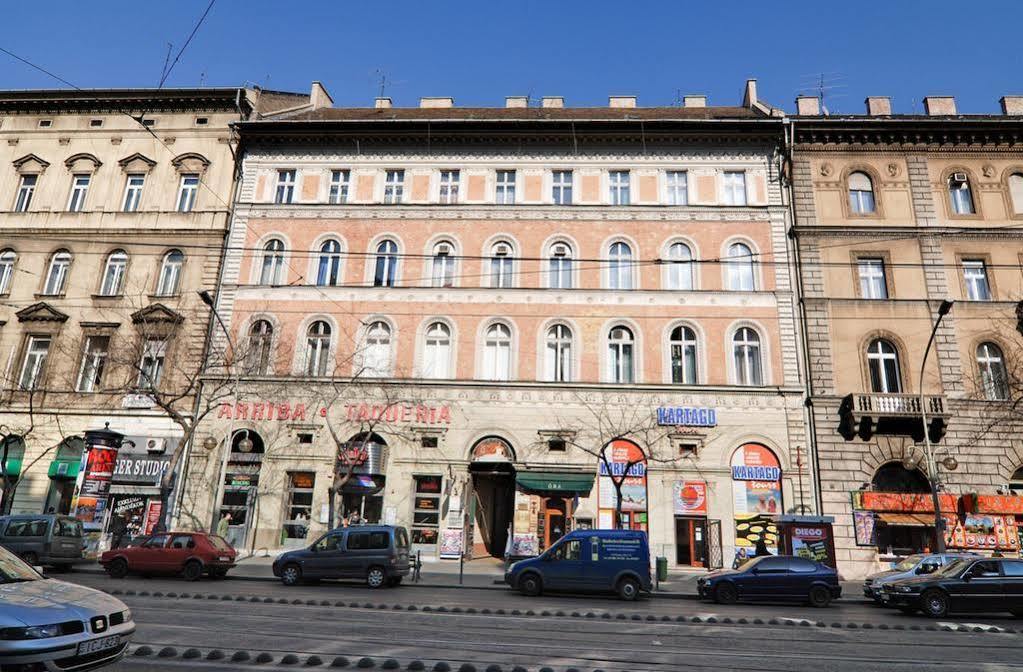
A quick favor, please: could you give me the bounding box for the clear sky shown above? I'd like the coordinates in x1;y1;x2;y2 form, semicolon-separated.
3;1;1020;114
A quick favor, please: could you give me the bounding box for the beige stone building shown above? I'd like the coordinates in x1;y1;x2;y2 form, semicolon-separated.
790;94;1023;578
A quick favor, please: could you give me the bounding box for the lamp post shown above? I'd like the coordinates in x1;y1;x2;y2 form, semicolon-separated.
920;299;953;553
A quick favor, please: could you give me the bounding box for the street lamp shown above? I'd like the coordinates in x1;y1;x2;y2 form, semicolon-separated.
920;299;953;553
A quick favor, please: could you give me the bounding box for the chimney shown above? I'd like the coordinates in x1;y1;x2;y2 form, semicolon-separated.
1000;96;1023;116
795;95;820;116
309;81;333;110
742;79;758;108
609;95;637;108
865;96;892;116
683;95;707;108
374;97;392;109
420;97;454;109
923;96;957;116
505;96;528;108
541;96;564;109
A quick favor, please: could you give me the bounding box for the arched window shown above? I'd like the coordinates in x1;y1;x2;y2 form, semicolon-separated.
490;242;514;288
977;342;1009;401
43;249;72;296
867;338;901;393
246;320;274;375
872;462;930;493
669;325;697;384
948;173;975;215
608;242;633;290
1011;466;1023;493
156;250;184;296
607;326;635;383
99;250;128;296
304;321;332;377
259;239;285;285
725;242;755;291
316;239;343;287
1009;173;1023;215
547;241;573;289
0;249;17;295
733;327;762;386
362;321;392;377
482;323;512;381
545;324;573;382
431;242;455;288
666;242;693;290
374;240;398;287
422;322;451;379
848;171;876;214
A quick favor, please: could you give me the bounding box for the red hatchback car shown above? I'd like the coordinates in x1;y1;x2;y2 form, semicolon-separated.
100;532;236;581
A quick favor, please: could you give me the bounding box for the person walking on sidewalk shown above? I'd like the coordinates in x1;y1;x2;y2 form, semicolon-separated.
109;514;128;549
216;512;232;539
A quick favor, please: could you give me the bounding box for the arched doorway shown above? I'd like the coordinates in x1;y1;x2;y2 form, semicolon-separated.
338;432;388;525
872;461;930;493
467;436;516;558
730;443;782;566
217;429;265;549
870;461;935;556
1011;467;1023;493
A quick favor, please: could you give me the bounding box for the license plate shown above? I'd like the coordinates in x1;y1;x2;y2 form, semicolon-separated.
77;635;120;656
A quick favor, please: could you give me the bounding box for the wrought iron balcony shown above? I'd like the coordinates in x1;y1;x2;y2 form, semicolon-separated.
838;393;949;443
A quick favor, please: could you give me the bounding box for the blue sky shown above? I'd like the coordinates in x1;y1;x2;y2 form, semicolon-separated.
3;1;1020;114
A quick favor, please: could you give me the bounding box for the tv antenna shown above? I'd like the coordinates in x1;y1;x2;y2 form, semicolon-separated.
798;72;847;115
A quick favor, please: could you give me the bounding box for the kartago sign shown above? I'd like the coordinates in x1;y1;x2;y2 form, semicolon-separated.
217;401;452;425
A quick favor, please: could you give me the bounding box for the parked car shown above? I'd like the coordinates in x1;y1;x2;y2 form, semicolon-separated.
698;555;841;607
99;531;236;581
504;529;653;601
0;513;85;571
0;544;135;671
863;552;978;603
273;525;411;588
883;557;1023;617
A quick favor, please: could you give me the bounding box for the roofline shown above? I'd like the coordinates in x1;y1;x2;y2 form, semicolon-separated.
0;87;299;114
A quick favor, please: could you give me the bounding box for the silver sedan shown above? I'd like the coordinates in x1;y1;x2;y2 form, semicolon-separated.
0;545;135;671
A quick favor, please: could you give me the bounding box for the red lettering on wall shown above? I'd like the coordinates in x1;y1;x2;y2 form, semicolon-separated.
252;402;265;420
217;403;232;419
292;404;306;421
437;406;451;424
236;402;249;420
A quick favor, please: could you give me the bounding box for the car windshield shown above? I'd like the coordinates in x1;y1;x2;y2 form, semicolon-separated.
893;554;926;571
933;558;971;577
208;535;233;552
0;544;42;583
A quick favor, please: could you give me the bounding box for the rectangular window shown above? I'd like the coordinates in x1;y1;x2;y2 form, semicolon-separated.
609;170;631;205
67;174;90;212
723;171;747;206
284;472;315;541
122;174;145;212
328;169;350;204
963;260;991;300
76;335;109;393
496;170;516;204
411;475;442;548
857;258;888;299
552;170;573;205
275;170;296;204
19;336;51;390
383;169;405;204
666;170;688;206
177;174;199;212
14;175;37;212
138;339;167;390
439;170;460;204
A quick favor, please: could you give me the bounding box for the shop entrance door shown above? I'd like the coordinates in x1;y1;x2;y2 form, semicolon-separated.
674;517;708;567
468;464;515;558
544;499;567;549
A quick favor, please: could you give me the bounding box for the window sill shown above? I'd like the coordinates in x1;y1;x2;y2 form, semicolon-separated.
91;294;123;300
34;293;66;299
149;293;181;300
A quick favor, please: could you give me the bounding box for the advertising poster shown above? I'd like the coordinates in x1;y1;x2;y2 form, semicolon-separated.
672;481;708;516
730;444;781;565
598;440;648;526
510;490;540;557
946;514;1020;551
143;500;163;536
439;528;463;559
853;510;877;546
790;525;830;562
109;495;148;537
71;445;119;527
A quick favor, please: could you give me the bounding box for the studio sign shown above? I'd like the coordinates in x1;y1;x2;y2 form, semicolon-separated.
113;456;170;485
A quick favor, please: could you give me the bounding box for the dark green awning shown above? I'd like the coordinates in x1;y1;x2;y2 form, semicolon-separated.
48;460;80;479
516;471;595;496
2;457;22;478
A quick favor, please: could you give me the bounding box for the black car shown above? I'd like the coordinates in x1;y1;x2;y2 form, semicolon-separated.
272;525;411;588
697;555;842;607
883;557;1023;617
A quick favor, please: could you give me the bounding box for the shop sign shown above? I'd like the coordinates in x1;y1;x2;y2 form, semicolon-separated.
730;444;782;515
791;525;831;563
345;404;452;425
337;440;387;475
218;401;309;421
656;407;717;428
855;491;958;513
965;494;1023;515
947;514;1020;551
112;455;170;485
472;438;513;463
672;480;708;516
598;440;648;514
731;465;781;482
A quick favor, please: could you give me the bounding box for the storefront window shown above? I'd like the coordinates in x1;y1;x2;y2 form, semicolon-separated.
597;439;647;530
283;472;314;542
411;475;442;550
730;443;782;567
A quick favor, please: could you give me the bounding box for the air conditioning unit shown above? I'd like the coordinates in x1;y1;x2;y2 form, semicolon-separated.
951;172;968;184
146;438;166;454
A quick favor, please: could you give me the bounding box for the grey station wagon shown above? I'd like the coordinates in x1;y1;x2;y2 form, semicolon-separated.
272;525;410;588
0;514;85;570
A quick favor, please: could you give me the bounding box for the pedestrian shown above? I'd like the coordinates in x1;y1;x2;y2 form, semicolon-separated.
216;512;232;538
109;513;128;549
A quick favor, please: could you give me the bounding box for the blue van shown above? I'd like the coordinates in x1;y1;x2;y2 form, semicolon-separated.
504;529;652;600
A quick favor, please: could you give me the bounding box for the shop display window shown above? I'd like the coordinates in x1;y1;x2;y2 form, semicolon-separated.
283;472;315;541
411;475;442;549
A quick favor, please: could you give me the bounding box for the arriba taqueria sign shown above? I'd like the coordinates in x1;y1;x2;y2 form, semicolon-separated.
217;401;452;425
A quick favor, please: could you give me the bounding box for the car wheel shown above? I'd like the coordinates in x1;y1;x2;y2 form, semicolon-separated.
182;560;203;582
921;589;949;618
281;563;302;587
107;558;129;579
518;573;542;597
714;582;738;605
617;576;641;601
808;585;832;608
366;566;386;589
21;551;38;567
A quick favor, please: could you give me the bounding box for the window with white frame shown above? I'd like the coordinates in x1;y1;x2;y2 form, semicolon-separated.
67;174;90;212
19;335;51;390
122;173;145;212
552;170;573;205
383;170;405;204
99;250;128;296
362;321;392;377
607;326;635;384
482;323;512;381
247;320;274;375
422;322;451;379
544;324;572;382
490;242;514;288
733;327;763;386
275;169;296;204
439;170;460;204
857;258;888;299
977;342;1008;401
0;249;16;294
374;240;398;287
609;170;631;205
548;242;573;289
669;325;697;384
666;170;688;205
259;239;286;285
177;173;199;212
137;339;167;390
156;250;184;296
329;170;350;204
722;171;747;206
496;170;516;204
948;173;975;215
848;172;876;214
725;242;755;291
608;241;634;290
962;259;991;300
76;335;109;393
431;242;455;288
666;242;693;290
305;321;332;376
14;175;37;212
1010;173;1023;214
316;239;343;287
42;250;71;295
866;338;901;393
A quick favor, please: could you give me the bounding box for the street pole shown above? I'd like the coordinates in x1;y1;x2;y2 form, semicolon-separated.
920;299;953;553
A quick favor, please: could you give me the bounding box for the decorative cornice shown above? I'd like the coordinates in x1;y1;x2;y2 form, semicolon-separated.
131;303;184;325
793;225;1023;240
16;302;69;323
792;118;1023;152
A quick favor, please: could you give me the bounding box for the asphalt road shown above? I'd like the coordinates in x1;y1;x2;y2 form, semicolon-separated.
53;573;1023;672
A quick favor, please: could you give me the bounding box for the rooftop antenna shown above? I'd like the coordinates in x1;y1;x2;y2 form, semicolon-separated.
199;69;206;87
159;42;173;86
377;71;388;98
798;72;847;115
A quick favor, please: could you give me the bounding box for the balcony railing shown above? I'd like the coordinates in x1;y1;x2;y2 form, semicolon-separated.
839;393;949;443
849;393;948;417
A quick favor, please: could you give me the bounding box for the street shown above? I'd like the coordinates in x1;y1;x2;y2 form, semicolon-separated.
52;573;1023;672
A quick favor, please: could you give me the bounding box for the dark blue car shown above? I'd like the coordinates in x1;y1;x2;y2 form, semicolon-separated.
697;555;841;607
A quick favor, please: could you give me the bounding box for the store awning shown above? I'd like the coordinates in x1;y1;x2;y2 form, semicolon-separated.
516;471;595;496
2;457;22;478
876;513;935;527
48;460;80;479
